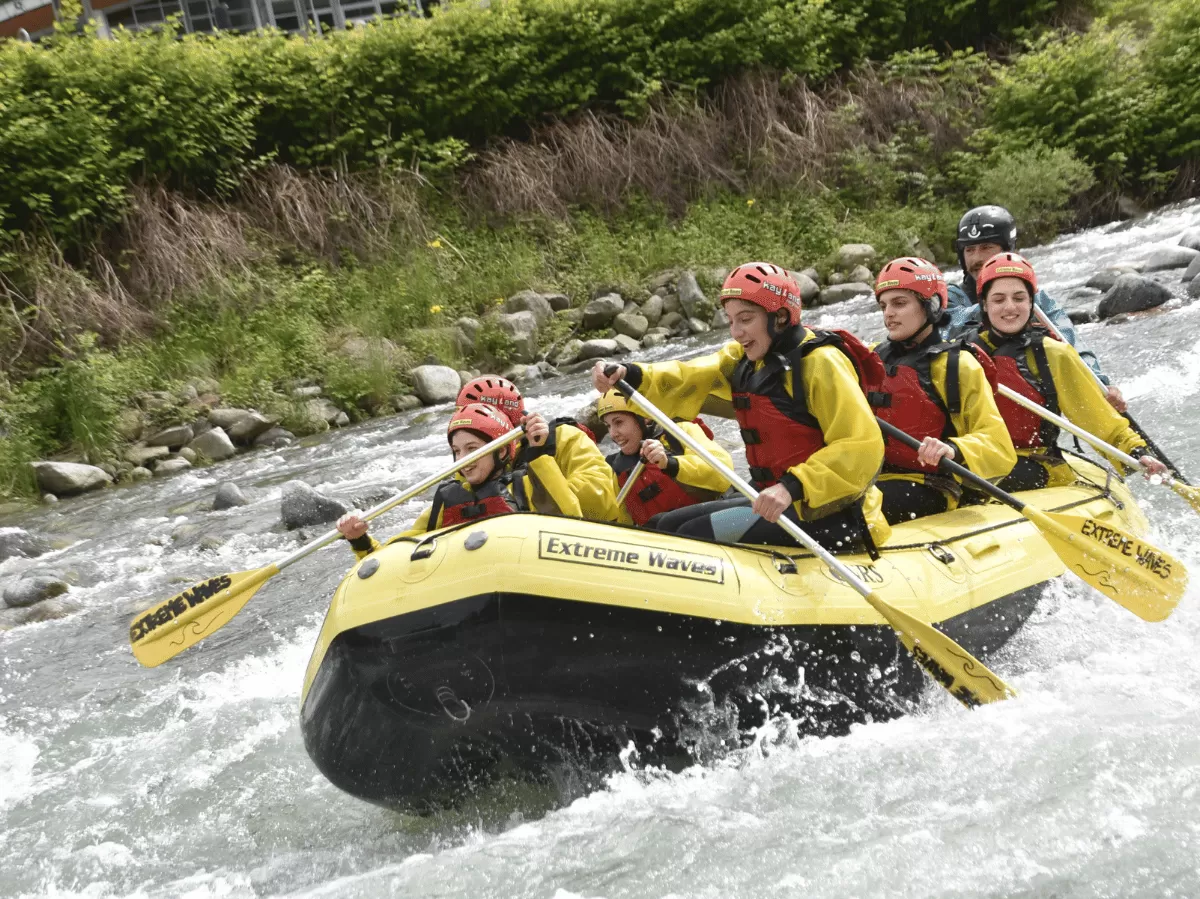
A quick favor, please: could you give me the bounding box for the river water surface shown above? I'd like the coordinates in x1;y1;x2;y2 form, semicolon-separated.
3;203;1200;898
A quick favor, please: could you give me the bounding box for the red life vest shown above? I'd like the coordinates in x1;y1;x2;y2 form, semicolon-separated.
428;475;527;529
729;328;883;489
606;432;704;525
970;330;1059;449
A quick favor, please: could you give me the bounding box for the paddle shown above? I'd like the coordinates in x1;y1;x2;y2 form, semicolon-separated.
603;370;1016;708
997;383;1200;515
615;459;647;506
128;426;525;668
877;418;1185;622
1033;306;1191;485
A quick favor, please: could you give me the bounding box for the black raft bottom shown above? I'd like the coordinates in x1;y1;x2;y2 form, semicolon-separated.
301;585;1043;813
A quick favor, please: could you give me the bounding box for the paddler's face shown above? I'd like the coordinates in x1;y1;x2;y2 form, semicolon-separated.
450;431;496;486
726;299;773;361
985;277;1034;336
964;242;1004;278
877;289;928;342
604;411;644;455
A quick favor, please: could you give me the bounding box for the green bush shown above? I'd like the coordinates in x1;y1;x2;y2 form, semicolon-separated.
971;144;1095;243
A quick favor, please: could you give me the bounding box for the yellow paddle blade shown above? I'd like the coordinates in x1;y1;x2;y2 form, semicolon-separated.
129;566;280;668
858;590;1017;707
1170;480;1200;516
1030;509;1186;622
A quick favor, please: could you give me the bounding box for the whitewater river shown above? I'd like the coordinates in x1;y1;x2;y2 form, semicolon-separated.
3;202;1200;898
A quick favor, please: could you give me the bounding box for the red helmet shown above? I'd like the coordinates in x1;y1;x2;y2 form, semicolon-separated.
456;376;525;426
874;257;948;323
447;403;516;459
720;262;803;327
977;252;1038;300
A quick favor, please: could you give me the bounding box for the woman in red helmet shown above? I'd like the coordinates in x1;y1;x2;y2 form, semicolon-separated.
456;375;617;523
965;252;1167;490
593;262;890;553
867;257;1016;523
335;403;582;557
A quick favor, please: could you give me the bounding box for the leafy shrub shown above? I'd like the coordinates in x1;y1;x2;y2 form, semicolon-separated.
971;144;1095;243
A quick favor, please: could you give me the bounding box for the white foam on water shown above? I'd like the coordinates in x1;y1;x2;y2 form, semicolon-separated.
0;722;40;813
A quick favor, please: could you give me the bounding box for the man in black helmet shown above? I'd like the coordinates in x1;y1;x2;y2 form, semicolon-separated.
943;205;1125;411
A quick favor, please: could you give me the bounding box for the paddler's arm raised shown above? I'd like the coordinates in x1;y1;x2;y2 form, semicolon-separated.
591;343;743;421
933;352;1017;481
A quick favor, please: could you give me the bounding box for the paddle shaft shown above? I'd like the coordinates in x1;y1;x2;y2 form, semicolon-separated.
1032;306;1189;484
615;459;647;506
876;418;1033;512
273;426;524;572
611;380;879;600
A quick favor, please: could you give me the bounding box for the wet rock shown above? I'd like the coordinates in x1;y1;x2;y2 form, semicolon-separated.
613;313;648;341
0;596;78;630
711;306;730;329
659;311;684;331
789;270;820;302
4;575;68;608
255;426;296;448
640;294;664;326
42;494;57;504
613;334;642;354
146;424;194;448
687;317;710;334
799;267;820;286
0;529;51;562
1085;270;1126;292
209;407;253;431
189;427;236;462
281;480;349;530
227;412;278;444
501;363;541;385
1097;274;1172;319
578;338;620;360
1142;246;1200;272
836;244;876;270
292;385;322;399
537;361;560;379
582;294;624;330
496;311;539;364
1105;313;1131;326
177;448;198;465
212;482;249;511
129;467;152;481
677;271;708;319
125;445;171;468
553;339;585;366
154;458;192;477
502;290;555;328
642;332;669;349
1189;278;1200;299
1178;229;1200;252
390;395;422;413
1182;255;1200;283
411;365;462;405
847;264;873;284
1068;307;1099;325
30;462;111;497
24;560;103;588
817;283;874;306
351;485;397;509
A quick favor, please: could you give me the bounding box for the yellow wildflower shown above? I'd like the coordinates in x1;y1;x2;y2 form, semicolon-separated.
746;198;756;206
430;305;443;314
427;239;443;249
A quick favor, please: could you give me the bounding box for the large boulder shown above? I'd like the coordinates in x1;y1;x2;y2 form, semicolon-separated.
188;427;236;462
788;270;820;302
677;271;708;318
0;529;51;562
712;306;730;329
659;311;684;331
577;338;620;360
227;412;277;444
390;394;423;413
640;294;664;326
1182;254;1200;283
410;365;462;405
280;481;349;530
23;560;103;588
847;264;873;284
1097;274;1172;319
543;293;570;312
495;311;539;363
502;290;555;327
304;398;349;428
1085;270;1127;292
154;458;192;477
686;317;710;334
613;334;642;354
552;339;585;367
817;282;874;306
582;294;625;330
4;575;69;609
212;482;249;511
1142;246;1200;272
125;445;171;468
1179;229;1200;252
145;424;194;448
254;427;296;449
209;407;254;431
836;244;876;271
29;462;110;497
613;312;649;340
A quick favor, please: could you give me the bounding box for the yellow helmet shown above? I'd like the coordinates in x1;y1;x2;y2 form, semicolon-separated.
597;389;637;420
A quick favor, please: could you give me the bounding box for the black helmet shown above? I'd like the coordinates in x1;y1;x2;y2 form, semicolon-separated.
956;205;1016;257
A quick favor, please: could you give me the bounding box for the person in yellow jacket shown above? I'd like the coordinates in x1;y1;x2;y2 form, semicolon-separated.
593;262;891;553
336;403;583;558
867;258;1016;524
965;252;1168;491
457;375;618;522
598;390;732;527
